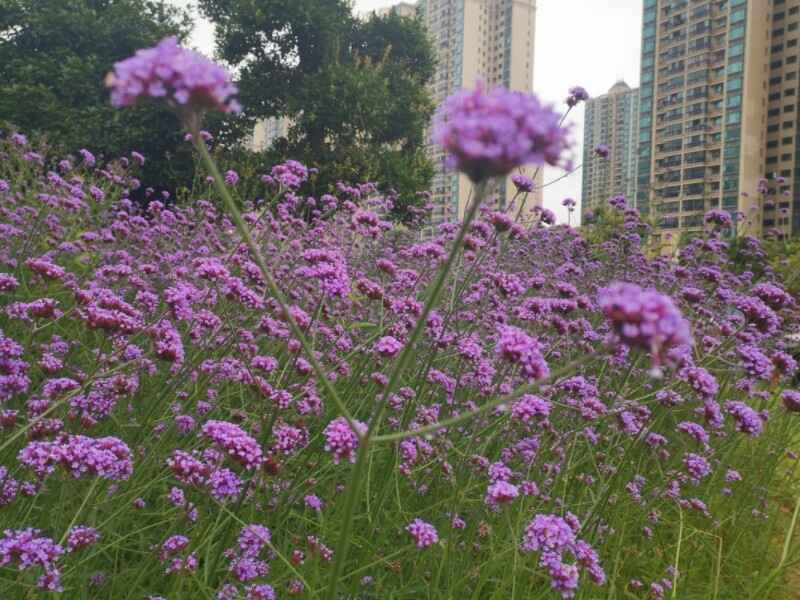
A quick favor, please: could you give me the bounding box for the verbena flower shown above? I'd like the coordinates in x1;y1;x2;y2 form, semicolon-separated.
598;282;691;370
323;417;366;464
406;519;438;548
433;82;570;181
107;36;240;115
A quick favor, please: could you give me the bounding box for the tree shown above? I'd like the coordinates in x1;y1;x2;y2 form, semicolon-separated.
199;0;436;219
0;0;193;185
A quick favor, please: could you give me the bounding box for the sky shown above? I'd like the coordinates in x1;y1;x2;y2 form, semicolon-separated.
173;0;642;224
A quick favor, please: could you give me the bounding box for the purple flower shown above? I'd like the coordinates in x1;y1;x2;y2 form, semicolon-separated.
594;143;610;159
271;160;310;188
18;435;133;481
406;519;438;548
598;282;691;370
566;86;590;107
433;82;570;181
0;528;64;591
521;514;576;553
782;390;800;411
725;401;763;436
323;417;366;464
512;173;535;192
511;394;551;422
704;209;733;228
66;526;100;553
79;148;96;167
496;325;550;380
107;36;240;114
374;335;403;357
200;420;263;470
485;480;519;506
737;345;774;380
237;524;271;558
683;453;711;480
245;584;276;600
225;170;239;186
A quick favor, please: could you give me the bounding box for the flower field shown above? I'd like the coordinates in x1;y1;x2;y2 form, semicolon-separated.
0;38;799;599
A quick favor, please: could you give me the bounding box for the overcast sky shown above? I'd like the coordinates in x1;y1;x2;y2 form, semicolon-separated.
174;0;642;223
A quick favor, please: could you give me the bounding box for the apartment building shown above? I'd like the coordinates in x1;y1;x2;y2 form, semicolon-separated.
763;0;800;237
418;0;540;224
249;117;292;152
638;0;771;245
374;2;418;18
581;81;640;220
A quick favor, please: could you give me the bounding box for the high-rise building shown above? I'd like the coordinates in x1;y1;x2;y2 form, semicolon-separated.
762;0;800;238
638;0;771;246
418;0;540;224
581;81;640;220
374;2;418;18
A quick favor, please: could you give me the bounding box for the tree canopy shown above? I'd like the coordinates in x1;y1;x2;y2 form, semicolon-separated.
0;0;193;184
199;0;436;219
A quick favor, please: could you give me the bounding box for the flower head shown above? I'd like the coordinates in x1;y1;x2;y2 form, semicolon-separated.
406;519;438;548
598;282;691;370
107;36;240;115
594;143;609;159
566;86;589;107
433;83;570;181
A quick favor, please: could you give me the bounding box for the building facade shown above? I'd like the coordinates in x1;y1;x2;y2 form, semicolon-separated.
638;0;771;246
418;0;540;225
763;0;800;237
581;81;640;220
374;2;418;18
248;117;292;153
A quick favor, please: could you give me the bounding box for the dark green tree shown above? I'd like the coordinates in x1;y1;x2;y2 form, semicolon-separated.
199;0;436;219
0;0;193;185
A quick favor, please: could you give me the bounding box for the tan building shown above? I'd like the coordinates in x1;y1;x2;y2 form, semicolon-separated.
762;0;800;238
249;117;292;152
374;2;418;18
638;0;772;246
418;0;540;225
581;81;640;219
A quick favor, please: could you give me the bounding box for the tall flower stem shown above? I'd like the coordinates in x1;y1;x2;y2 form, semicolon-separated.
189;128;358;432
323;179;489;600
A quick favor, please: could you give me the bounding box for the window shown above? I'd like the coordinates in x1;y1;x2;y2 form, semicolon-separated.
727;111;741;124
785;104;796;112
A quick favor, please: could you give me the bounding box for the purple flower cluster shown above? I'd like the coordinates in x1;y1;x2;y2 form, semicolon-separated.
18;435;133;481
496;325;550;380
200;420;263;470
107;36;240;114
406;518;439;548
598;282;691;369
0;528;64;591
433;83;570;181
323;417;367;464
520;513;605;598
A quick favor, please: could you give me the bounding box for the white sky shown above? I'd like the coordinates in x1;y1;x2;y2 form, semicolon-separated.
173;0;642;224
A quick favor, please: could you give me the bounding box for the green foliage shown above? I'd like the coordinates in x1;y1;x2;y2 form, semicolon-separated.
765;236;800;297
199;0;436;219
0;0;193;184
